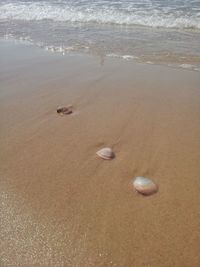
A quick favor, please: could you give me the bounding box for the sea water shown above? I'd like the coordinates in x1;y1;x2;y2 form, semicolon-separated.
0;0;200;70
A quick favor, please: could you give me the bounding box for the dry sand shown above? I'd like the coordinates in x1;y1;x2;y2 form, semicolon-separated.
0;40;200;267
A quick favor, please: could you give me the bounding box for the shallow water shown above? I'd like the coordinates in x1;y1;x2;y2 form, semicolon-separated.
1;0;200;70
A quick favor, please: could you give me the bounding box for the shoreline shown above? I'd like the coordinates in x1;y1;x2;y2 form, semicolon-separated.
1;40;200;267
2;37;200;73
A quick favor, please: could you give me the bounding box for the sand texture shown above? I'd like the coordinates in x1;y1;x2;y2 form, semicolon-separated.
1;41;200;267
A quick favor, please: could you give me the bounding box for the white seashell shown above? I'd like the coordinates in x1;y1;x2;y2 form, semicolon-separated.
96;147;115;160
133;177;158;195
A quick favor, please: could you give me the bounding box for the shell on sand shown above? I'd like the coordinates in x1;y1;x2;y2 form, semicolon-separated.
57;106;73;115
133;177;158;195
96;147;115;160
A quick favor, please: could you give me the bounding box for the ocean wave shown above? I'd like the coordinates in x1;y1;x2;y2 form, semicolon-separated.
0;2;200;30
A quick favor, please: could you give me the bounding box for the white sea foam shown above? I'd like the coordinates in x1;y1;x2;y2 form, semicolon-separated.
0;1;200;30
44;45;75;54
179;64;195;69
106;53;138;60
122;55;137;60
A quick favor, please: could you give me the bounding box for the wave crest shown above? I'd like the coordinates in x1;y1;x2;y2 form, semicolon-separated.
0;2;200;30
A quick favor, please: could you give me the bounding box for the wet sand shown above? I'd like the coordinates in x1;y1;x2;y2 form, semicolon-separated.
0;40;200;267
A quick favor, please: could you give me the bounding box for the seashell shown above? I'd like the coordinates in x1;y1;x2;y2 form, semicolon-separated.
57;106;73;115
133;177;158;196
96;147;115;160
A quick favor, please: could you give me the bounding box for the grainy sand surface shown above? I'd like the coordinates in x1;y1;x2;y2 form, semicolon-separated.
0;41;200;267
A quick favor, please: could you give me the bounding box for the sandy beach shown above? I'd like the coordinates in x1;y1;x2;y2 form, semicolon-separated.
0;40;200;267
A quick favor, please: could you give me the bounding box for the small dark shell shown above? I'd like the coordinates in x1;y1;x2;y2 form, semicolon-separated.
57;106;73;115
